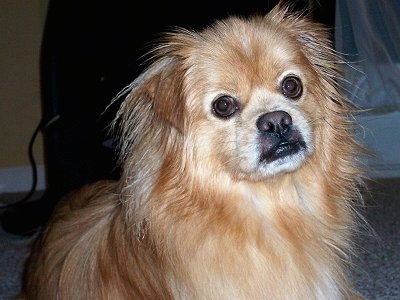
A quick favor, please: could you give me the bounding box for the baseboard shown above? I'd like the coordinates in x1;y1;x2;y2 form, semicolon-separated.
0;165;45;194
357;111;400;179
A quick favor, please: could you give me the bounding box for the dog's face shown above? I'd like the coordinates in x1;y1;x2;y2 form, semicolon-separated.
167;15;333;183
184;21;317;180
118;9;345;185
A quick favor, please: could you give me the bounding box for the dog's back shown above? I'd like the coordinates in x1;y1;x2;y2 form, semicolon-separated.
22;181;172;299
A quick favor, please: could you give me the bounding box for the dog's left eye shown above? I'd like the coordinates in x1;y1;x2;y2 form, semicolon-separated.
212;96;239;119
281;76;303;99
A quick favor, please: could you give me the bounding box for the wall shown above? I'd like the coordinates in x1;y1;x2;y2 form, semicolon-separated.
0;1;49;193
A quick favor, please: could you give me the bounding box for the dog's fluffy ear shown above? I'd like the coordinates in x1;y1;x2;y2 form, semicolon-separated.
268;2;333;62
133;57;186;130
112;57;187;163
115;57;186;136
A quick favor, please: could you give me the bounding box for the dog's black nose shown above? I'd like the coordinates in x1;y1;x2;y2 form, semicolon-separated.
256;111;292;134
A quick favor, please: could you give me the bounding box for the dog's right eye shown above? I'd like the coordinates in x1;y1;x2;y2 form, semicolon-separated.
212;96;239;119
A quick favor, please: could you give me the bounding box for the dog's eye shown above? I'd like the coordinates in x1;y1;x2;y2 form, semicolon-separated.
212;96;239;119
281;76;303;99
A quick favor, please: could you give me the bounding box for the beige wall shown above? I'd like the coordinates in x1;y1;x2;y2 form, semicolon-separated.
0;0;49;168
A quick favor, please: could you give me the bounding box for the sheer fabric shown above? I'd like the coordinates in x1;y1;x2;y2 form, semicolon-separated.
335;0;400;111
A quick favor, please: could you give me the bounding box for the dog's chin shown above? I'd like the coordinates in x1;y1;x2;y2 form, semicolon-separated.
237;145;311;181
260;144;309;175
255;154;308;179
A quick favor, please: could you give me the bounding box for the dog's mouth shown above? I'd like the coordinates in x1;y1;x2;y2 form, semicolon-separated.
260;140;306;163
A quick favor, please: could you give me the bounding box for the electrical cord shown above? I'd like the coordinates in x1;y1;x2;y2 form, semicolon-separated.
19;119;44;203
0;119;44;209
0;115;59;209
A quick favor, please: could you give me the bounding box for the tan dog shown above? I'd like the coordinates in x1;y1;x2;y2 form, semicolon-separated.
23;4;365;299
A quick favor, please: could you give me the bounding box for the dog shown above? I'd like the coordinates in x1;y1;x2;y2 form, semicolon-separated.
22;3;365;299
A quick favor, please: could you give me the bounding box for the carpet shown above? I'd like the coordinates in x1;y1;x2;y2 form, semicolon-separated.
0;178;399;299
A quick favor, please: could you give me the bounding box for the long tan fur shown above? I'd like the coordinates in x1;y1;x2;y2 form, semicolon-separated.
23;4;364;300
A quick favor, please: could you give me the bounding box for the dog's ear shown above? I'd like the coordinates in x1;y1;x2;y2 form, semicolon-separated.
268;2;333;58
112;57;187;163
132;58;186;131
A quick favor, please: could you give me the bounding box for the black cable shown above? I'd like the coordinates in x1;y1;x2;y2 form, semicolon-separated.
1;118;45;208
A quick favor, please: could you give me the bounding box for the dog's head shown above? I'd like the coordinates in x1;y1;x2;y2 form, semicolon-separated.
115;5;356;185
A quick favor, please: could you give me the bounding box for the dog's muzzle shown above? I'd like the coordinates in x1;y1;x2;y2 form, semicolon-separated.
257;110;306;163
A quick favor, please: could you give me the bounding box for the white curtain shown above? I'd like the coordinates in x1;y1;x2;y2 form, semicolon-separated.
335;0;400;112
